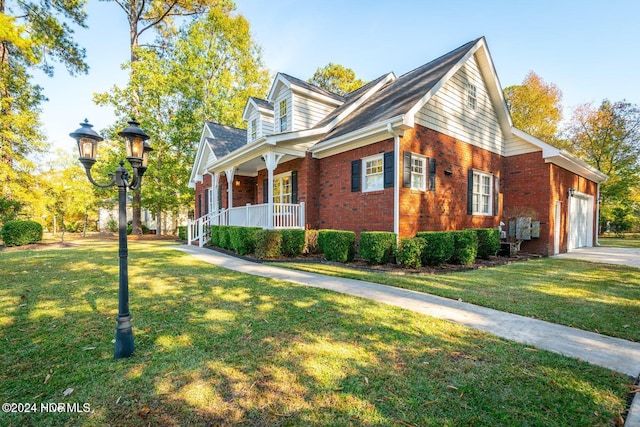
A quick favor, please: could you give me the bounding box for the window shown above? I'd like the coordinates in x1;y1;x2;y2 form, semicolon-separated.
472;171;492;215
465;82;477;110
250;118;257;141
279;99;288;132
273;172;292;204
363;155;384;192
410;155;426;191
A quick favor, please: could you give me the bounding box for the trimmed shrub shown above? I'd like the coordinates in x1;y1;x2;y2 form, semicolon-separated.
305;230;319;254
1;220;43;247
255;229;282;259
396;237;425;269
281;229;306;257
476;228;501;259
209;226;220;247
106;219;118;232
451;230;479;265
318;229;356;263
218;226;232;249
229;226;261;255
416;231;455;266
359;231;397;264
178;226;187;240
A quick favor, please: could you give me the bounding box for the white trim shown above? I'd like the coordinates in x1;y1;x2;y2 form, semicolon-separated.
471;170;493;216
409;153;427;191
362;154;384;192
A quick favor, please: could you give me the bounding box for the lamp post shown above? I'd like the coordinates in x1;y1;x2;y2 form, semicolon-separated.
70;119;152;359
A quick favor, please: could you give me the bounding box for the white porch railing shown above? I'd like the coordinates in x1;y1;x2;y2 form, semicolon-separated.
187;202;305;247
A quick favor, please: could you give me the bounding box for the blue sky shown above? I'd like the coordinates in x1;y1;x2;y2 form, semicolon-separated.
37;0;640;154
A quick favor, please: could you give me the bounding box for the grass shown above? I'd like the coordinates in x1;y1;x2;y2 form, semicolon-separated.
0;238;633;426
273;258;640;343
600;236;640;248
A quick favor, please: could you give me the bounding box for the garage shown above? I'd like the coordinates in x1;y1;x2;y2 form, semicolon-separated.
567;192;594;251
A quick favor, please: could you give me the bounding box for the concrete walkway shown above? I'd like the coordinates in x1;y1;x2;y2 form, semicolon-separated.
554;245;640;268
173;244;640;426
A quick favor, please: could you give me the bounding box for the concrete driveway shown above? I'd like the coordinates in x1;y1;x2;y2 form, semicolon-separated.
553;246;640;268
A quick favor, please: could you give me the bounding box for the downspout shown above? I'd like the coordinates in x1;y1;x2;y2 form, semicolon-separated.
595;182;601;246
387;123;401;244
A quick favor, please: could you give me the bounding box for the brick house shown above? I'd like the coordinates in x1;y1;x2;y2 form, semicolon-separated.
188;37;606;255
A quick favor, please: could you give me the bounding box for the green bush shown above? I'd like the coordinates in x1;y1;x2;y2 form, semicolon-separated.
281;229;306;257
218;226;232;249
178;226;187;241
1;220;43;247
451;230;478;265
475;228;501;259
126;223;150;235
106;219;118;232
396;237;425;269
229;226;261;255
209;226;220;247
255;229;282;259
416;231;455;266
318;230;356;263
358;231;396;264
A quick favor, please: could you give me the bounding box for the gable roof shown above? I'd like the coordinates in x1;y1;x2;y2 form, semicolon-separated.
267;72;345;105
319;38;482;142
205;122;246;157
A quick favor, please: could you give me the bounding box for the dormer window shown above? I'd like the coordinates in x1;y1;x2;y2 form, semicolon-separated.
279;99;288;132
465;82;477;110
250;118;257;141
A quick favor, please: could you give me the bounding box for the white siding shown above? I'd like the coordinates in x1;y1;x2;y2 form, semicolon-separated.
246;108;274;143
416;55;504;155
292;92;336;131
274;91;292;133
260;112;274;136
504;134;542;157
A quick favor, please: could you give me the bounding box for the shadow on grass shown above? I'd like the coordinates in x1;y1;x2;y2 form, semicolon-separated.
0;240;631;426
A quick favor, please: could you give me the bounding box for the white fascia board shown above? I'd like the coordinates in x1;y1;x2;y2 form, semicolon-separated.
310;115;411;159
267;73;290;102
512;127;608;183
291;86;343;106
242;98;274;121
189;132;216;187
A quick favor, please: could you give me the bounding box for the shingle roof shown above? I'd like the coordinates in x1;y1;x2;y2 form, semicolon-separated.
279;73;345;102
319;38;481;142
249;97;273;112
205;122;246;157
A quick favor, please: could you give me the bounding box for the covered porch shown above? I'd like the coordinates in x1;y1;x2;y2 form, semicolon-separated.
189;145;309;247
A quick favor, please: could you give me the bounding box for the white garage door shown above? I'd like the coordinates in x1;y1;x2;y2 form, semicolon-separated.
568;193;594;251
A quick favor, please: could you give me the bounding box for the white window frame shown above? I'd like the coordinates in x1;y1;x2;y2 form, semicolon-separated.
410;154;426;191
472;170;492;215
362;154;384;192
272;171;292;205
250;118;257;141
465;81;477;111
278;99;288;132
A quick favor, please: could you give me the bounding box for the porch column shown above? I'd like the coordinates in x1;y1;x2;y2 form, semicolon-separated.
225;167;236;210
212;173;220;224
263;151;284;229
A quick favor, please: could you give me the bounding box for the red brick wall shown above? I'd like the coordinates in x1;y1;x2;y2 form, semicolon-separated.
318;140;395;235
194;173;212;218
399;126;503;238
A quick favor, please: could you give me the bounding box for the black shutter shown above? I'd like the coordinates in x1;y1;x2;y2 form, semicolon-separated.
403;151;411;188
351;159;361;192
493;176;500;216
197;194;202;218
428;158;436;191
467;170;474;215
217;185;222;210
291;171;298;204
204;189;209;215
263;179;268;203
384;151;394;188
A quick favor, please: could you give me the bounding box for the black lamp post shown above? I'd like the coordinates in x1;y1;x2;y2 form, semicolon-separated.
70;119;152;359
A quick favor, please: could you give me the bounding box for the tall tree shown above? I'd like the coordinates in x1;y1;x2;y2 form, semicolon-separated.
0;0;88;204
504;71;563;145
103;0;229;234
95;5;269;234
566;100;640;230
308;63;366;96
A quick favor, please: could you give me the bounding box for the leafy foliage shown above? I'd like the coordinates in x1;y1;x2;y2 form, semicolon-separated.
308;63;366;96
416;231;455;266
1;219;42;246
255;229;282;259
396;237;425;269
280;229;306;257
475;228;501;260
318;229;356;262
358;231;396;264
451;230;478;265
504;71;562;144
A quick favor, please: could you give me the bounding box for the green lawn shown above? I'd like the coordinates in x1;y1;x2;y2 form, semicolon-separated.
0;239;632;426
600;236;640;248
274;258;640;343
